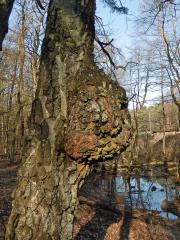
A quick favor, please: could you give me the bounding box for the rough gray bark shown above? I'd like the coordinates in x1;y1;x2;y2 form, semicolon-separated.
6;0;131;239
0;0;14;50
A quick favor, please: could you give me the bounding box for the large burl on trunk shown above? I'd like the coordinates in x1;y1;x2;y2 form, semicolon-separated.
6;0;131;239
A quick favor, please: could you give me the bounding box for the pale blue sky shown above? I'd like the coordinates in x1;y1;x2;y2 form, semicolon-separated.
96;1;164;107
7;0;162;107
8;0;140;56
96;0;140;55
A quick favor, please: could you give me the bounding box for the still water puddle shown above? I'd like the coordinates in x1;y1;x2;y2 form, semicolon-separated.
83;169;180;220
114;176;179;219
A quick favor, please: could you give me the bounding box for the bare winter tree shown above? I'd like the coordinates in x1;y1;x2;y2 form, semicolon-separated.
139;0;180;128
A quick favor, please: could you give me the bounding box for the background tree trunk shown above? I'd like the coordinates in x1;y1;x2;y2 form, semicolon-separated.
10;0;26;161
6;1;131;239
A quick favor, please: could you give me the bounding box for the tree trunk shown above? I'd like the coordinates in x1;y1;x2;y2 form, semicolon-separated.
177;105;180;131
6;1;131;239
7;60;17;159
161;70;166;158
11;1;26;160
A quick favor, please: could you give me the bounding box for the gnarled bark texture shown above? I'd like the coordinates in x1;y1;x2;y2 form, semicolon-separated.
6;0;131;239
0;0;14;50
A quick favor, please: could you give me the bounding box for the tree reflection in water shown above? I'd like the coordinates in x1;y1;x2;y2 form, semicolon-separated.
75;167;179;239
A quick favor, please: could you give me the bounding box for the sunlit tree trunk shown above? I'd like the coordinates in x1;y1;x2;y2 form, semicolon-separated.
7;60;17;158
10;1;26;161
160;68;166;158
6;1;131;239
1;114;5;154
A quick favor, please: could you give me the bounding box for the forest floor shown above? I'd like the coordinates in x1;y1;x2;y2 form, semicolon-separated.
74;196;180;240
0;157;180;240
0;156;20;239
73;171;180;240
